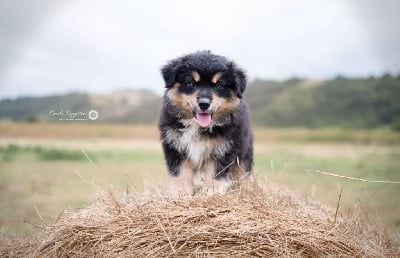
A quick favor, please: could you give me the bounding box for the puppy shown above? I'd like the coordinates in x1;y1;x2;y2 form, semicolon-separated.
159;50;253;195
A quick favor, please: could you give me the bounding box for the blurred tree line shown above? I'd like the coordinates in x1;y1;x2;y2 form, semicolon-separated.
0;74;399;130
246;74;400;130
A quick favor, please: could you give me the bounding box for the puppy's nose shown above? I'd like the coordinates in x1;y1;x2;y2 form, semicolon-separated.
198;97;211;111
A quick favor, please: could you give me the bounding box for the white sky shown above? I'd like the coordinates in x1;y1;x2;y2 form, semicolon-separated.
0;0;399;99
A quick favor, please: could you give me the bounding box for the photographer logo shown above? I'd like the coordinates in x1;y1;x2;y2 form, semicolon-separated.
88;110;99;120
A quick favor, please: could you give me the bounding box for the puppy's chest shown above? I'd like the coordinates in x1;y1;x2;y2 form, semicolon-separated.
169;125;230;166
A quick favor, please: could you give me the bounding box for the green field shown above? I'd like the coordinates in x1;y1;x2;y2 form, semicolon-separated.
0;123;399;238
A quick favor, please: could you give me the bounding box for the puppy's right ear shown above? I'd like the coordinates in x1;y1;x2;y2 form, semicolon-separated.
161;58;182;88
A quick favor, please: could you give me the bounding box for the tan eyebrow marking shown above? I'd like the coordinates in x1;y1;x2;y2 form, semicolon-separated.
211;72;222;84
191;71;200;82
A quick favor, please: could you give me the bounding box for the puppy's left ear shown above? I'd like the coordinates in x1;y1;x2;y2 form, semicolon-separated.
161;57;183;88
231;63;247;98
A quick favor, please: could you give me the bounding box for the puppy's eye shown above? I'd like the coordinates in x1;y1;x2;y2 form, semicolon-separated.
187;81;196;87
215;81;224;89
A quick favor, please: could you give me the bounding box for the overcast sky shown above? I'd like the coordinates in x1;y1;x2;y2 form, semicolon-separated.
0;0;399;99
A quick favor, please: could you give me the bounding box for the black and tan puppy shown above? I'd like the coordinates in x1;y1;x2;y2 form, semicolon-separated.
159;51;253;195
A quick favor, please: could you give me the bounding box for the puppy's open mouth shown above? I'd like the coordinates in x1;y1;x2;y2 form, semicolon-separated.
195;113;212;128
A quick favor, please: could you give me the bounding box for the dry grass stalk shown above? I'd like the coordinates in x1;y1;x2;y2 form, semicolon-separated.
1;180;398;257
333;185;343;225
305;170;400;184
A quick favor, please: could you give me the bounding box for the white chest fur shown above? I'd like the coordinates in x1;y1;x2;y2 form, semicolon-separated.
167;119;231;167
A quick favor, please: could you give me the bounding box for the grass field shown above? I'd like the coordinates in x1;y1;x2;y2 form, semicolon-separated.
0;122;399;238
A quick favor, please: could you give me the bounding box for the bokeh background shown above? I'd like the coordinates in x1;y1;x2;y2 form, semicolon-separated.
0;0;399;239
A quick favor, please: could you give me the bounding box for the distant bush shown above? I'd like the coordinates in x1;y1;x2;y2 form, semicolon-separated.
391;118;400;131
37;149;88;161
0;144;22;161
0;144;92;162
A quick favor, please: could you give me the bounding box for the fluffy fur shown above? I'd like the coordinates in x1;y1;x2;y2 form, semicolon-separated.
159;51;253;195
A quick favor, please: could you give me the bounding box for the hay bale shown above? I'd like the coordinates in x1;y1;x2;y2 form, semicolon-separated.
1;181;398;257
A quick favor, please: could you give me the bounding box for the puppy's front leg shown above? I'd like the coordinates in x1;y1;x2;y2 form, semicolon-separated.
201;160;231;195
170;160;195;196
162;142;195;195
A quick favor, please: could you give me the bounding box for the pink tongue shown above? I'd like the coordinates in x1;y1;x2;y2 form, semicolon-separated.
196;113;212;127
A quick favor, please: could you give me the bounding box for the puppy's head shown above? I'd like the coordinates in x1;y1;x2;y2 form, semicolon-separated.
161;50;247;128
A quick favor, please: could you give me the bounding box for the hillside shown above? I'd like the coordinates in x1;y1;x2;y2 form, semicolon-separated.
0;90;161;124
245;74;400;129
0;74;399;128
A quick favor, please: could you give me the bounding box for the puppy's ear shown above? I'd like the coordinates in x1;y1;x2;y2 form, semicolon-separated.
161;58;183;88
230;63;247;98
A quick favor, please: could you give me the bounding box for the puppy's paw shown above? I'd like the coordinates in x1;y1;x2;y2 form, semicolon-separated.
169;179;194;197
201;178;231;195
